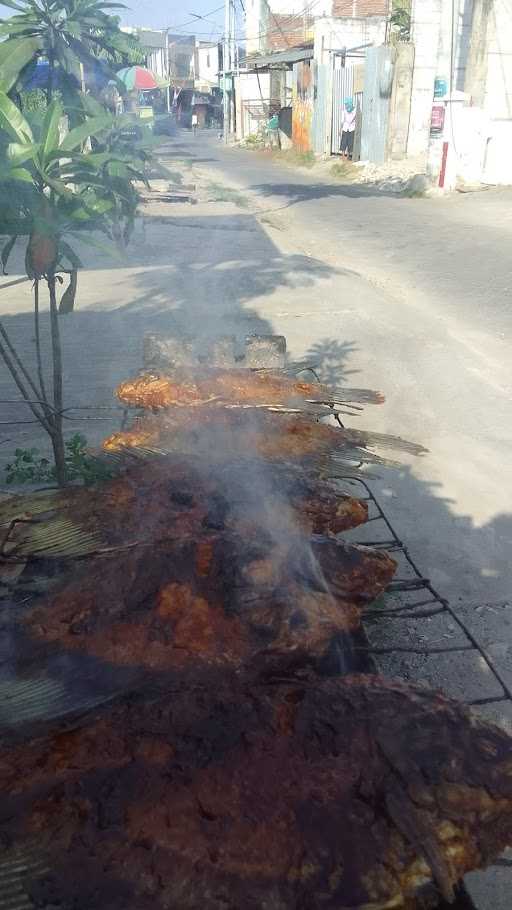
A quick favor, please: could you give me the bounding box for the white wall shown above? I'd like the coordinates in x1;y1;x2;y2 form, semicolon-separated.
237;72;271;101
481;0;512;182
235;72;271;138
147;47;166;78
451;0;512;184
245;0;267;55
483;0;512;119
314;16;387;65
196;43;219;88
408;0;512;183
407;0;441;157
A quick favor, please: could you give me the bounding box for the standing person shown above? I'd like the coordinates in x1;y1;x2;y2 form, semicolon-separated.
191;111;198;136
340;98;356;159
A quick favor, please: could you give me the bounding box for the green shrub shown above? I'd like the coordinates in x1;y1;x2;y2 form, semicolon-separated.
4;434;113;486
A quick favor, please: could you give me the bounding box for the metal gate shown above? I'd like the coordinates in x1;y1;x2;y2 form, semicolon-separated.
360;46;394;163
331;65;354;154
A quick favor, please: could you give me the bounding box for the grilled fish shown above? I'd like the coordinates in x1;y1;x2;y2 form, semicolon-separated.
1;675;511;910
116;367;385;410
103;407;426;469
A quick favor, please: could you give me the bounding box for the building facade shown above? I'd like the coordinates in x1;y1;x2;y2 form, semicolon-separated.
408;0;512;185
195;42;221;93
246;0;388;55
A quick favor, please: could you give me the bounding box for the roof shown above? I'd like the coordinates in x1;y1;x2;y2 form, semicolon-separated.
244;45;314;71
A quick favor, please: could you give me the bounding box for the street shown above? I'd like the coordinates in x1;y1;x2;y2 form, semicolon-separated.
1;128;512;906
183;133;512;605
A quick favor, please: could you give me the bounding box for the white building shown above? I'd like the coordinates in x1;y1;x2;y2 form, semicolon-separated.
409;0;512;185
195;42;220;93
121;27;167;78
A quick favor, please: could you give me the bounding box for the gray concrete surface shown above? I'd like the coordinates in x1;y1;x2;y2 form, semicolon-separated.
0;130;511;908
185;136;512;609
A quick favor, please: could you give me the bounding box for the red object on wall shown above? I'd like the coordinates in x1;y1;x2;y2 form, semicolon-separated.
430;104;445;133
439;141;449;188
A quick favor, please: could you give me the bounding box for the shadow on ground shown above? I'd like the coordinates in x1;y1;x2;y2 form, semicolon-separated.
248;182;412;211
0;209;350;451
0;199;510;650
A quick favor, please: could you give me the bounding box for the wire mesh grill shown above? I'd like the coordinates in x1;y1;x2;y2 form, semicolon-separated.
338;476;512;709
1;351;509;907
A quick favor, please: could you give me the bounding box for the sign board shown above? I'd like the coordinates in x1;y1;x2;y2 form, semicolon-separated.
430;104;445;133
434;77;448;98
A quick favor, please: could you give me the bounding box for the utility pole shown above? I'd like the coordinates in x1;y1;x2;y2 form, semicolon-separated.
164;28;171;113
223;0;230;143
229;0;236;136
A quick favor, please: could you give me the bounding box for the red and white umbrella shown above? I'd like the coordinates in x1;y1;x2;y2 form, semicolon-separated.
116;66;167;91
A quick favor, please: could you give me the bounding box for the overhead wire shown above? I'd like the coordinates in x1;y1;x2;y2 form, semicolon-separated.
160;0;324;48
240;0;325;47
165;4;225;31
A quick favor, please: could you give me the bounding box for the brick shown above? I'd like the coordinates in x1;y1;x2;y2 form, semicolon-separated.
266;14;314;51
332;0;389;17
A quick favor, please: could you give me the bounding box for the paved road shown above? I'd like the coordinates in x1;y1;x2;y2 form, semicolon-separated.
190;135;512;340
172;133;512;594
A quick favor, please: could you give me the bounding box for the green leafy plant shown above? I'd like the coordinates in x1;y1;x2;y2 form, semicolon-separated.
4;433;113;485
19;88;48;114
4;446;53;484
0;1;151;486
0;94;149;485
390;0;411;42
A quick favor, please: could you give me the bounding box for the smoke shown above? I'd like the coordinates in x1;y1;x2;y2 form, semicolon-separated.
170;408;359;676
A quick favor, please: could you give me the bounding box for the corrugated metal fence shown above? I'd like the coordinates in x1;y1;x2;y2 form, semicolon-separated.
360;46;394;164
312;63;328;155
331;66;354;154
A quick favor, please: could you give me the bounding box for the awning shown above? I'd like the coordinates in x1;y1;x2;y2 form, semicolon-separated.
244;46;314;72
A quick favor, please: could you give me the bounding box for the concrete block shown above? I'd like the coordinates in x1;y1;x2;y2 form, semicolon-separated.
244;334;286;369
143;333;196;369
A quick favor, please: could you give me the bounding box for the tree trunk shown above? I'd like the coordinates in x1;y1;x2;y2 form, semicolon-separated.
48;274;66;486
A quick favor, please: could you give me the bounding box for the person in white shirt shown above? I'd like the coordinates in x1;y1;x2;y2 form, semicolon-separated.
340;98;356;159
191;112;198;135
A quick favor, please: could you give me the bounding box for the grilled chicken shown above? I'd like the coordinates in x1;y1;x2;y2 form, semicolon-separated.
1;675;511;910
116;367;385;411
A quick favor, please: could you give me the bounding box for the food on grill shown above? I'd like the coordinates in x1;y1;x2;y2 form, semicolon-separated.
103;407;425;469
116;367;385;410
2;675;512;910
0;458;368;565
23;523;395;676
0;457;211;560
